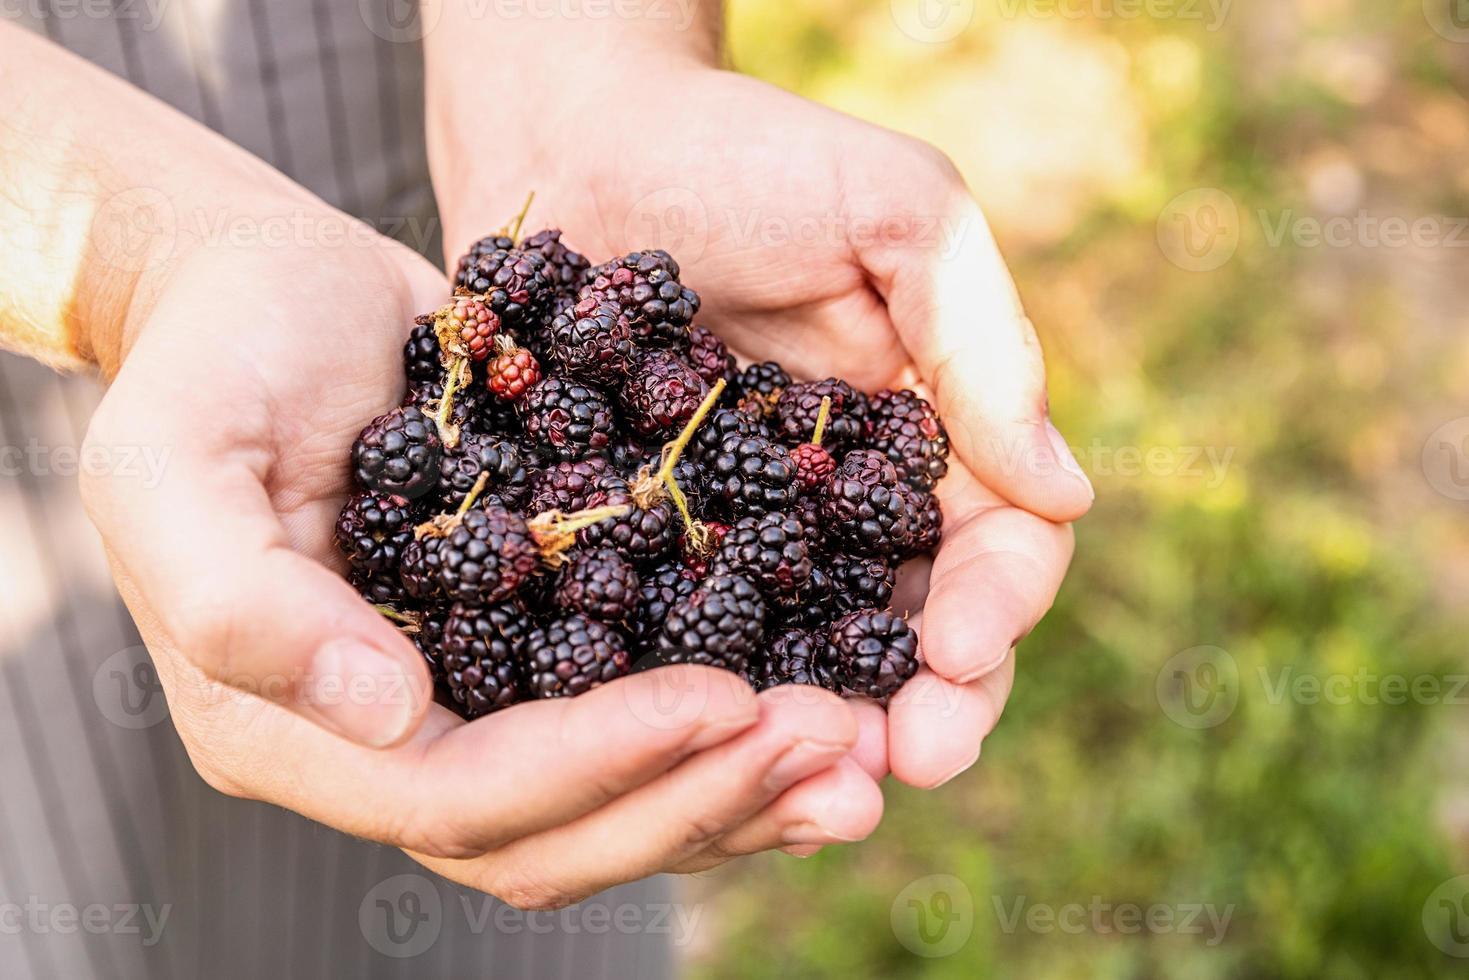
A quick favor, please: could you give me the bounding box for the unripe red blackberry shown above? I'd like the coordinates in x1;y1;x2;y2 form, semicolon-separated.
686;326;736;388
657;573;766;675
352;406;442;500
486;343;541;401
775;379;867;451
527;457;612;515
439;601;528;718
827;608;919;702
403;318;442;382
524;615;632;698
519;228;590;299
868;389;950;490
549;296;635;383
621;350;709;438
554;548;641;623
435;432;529;511
335;493;416;574
440;293;500;361
791;443;835;492
713;511;813;598
750;629;837;692
582;250;699;349
519;375;617;461
682;520;728;579
820;449;914;557
436;505;543;604
703;433;799;517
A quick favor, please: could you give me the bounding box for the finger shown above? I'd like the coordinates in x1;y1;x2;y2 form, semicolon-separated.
671;757;884;873
920;470;1075;684
888;657;1016;789
847;697;890;782
859;172;1093;523
83;375;431;748
417;686;858;909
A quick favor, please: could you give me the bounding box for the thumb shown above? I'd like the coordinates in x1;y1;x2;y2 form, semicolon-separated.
81;378;432;749
865;184;1093;523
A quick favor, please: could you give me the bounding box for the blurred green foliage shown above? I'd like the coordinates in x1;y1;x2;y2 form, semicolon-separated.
694;1;1469;976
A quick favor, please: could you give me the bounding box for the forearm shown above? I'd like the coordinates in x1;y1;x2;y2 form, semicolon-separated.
0;24;316;375
423;0;724;258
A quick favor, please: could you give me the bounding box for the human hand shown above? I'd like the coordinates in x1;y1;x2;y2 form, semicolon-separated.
80;211;881;906
443;67;1093;790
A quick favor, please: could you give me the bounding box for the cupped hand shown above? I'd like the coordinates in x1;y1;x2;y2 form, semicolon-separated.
80;210;881;907
451;68;1093;789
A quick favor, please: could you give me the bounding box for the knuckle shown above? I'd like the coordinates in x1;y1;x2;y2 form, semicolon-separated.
169;599;246;684
492;868;579;912
680;811;732;853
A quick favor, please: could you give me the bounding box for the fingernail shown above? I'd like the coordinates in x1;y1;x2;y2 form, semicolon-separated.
781;844;825;859
1045;419;1093;500
765;739;847;791
305;640;418;748
783;821;861;846
926;745;982;789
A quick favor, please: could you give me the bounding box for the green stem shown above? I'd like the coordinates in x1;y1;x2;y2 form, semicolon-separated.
507;191;535;240
810;395;832;447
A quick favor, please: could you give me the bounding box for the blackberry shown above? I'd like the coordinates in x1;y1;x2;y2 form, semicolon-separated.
485;342;541;401
827;608;919;702
455;233;515;275
519;228;590;298
549;297;635;383
554;548;640;623
703;433;799;517
733;361;790;417
334;493;416;574
627;561;695;649
398;534;445;600
621;350;709;438
713;511;813;598
440;601;528;718
527;457;612;515
436;505;543;603
791;443;835;493
820;449;914;557
898;488;943;558
656;573;766;675
351;568;408;607
352;406;442;499
519;375;617;461
682;520;728;579
828;554;897;613
686;326;736;388
404;379;489;439
412;603;450;684
579;479;677;566
403;318;442;382
868;389;950;491
435;432;529;510
627;447;705;517
524;615;631;698
455;246;551;330
770;562;833;628
690;408;769;466
751;629;836;692
439;292;500;362
582;251;699;349
775;379;867;450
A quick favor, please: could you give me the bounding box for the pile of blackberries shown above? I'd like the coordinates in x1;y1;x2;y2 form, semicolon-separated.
338;213;950;720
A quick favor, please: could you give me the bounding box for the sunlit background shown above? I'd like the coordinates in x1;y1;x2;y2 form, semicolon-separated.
690;0;1469;975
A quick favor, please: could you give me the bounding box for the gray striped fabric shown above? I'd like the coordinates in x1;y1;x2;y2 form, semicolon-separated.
0;2;675;976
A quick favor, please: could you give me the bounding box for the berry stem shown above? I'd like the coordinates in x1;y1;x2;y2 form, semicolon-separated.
430;355;468;449
528;503;633;566
375;605;422;633
630;379;725;546
505;191;535;240
413;470;489;540
810;395;832;447
657;378;725;485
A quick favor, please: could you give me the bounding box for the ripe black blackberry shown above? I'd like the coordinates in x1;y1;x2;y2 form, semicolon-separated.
751;629;836;692
527;457;612;515
713;511;813;598
351;568;408;607
732;361;791;417
686;326;736;388
579;479;677;567
454;245;551;330
775;379;867;450
898;487;943;558
404;378;493;439
518;375;617;461
690;408;770;466
352;406;443;499
524;615;632;698
770;562;833;628
412;603;450;685
820;448;914;557
630;560;698;650
439;601;528;718
435;504;543;603
548;297;635;383
656;573;766;675
435;432;529;510
828;554;897;613
519;228;590;298
334;493;416;574
582;251;699;349
455;233;515;274
621;350;709;438
868;389;950;491
554;548;641;623
827;608;919;702
398;534;445;600
403;318;442;382
702;433;799;517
